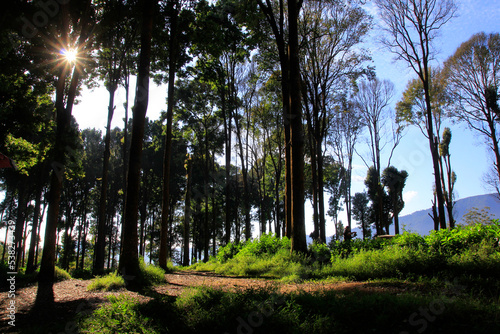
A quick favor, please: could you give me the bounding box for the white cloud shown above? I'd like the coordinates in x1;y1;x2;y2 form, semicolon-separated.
403;190;418;203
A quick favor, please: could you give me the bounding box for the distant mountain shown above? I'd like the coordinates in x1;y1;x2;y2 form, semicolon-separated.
398;193;500;236
342;193;500;239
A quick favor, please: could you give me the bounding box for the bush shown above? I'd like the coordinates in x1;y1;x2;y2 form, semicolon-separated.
79;294;157;334
326;245;440;280
139;259;166;286
393;232;427;249
237;233;291;258
425;222;500;255
54;266;72;281
87;272;126;292
216;242;243;263
308;242;331;264
71;268;93;279
192;222;500;282
329;237;390;259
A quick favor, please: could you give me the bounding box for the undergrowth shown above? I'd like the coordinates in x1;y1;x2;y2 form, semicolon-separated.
77;286;500;334
190;222;500;285
87;271;126;291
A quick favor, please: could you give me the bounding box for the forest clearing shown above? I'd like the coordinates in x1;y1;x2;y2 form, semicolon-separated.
2;229;500;333
2;0;500;333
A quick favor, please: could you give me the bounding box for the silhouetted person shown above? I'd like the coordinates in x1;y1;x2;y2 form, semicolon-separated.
344;226;357;242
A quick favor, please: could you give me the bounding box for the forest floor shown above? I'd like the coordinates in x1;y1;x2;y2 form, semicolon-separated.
1;270;420;333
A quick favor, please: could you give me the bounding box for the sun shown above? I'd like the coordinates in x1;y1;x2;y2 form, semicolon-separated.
62;48;78;63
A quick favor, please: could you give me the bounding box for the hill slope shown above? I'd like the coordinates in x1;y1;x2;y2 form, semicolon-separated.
398;193;500;235
343;193;500;239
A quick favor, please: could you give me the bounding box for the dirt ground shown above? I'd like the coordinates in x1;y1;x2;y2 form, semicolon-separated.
0;271;414;333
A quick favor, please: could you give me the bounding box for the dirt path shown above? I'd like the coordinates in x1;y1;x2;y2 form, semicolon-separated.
0;271;412;332
157;271;408;295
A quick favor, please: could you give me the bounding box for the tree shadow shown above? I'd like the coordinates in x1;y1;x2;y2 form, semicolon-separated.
1;297;104;334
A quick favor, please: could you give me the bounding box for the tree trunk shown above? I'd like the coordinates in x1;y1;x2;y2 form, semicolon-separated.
35;0;92;307
203;130;210;262
182;156;192;266
317;146;326;243
36;201;47;267
121;70;130;257
289;0;307;253
305;99;319;240
81;216;88;270
119;0;155;288
487;115;500;200
15;178;28;271
26;168;45;274
234;113;251;241
421;62;447;230
444;154;455;229
159;0;179;268
94;87;116;275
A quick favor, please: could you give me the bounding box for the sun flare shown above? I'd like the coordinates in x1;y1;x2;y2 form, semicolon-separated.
62;48;77;63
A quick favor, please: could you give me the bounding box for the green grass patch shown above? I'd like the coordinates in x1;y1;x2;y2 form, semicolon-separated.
139;259;167;286
87;271;126;291
54;266;72;281
77;285;500;334
190;222;500;285
79;294;157;333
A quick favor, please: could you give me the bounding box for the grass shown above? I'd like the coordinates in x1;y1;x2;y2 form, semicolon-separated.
191;224;500;285
54;266;73;281
79;295;157;334
139;259;167;286
77;285;500;334
87;271;126;291
9;222;500;333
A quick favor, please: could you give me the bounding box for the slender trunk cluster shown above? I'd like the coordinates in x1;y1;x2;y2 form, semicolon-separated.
119;0;155;285
159;0;180;269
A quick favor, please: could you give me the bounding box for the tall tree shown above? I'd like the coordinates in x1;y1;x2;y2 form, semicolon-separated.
119;0;156;287
381;166;408;234
256;0;293;242
35;0;94;307
352;192;371;240
300;0;371;243
443;32;500;197
159;0;183;269
94;0;138;276
439;127;456;228
330;102;363;232
287;0;307;252
375;0;457;230
396;67;455;228
354;77;400;234
365;165;389;235
182;155;192;266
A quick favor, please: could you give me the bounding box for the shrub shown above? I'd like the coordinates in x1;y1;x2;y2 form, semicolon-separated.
237;233;291;258
71;268;93;279
87;272;126;292
425;222;500;255
308;242;331;264
329;237;391;259
216;242;243;263
79;294;157;334
393;232;426;249
139;259;166;286
54;266;72;281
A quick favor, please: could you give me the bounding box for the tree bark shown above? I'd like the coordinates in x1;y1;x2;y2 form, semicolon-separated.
26;166;45;274
14;178;28;271
94;86;116;275
289;0;307;253
119;0;155;288
35;0;92;306
159;0;180;268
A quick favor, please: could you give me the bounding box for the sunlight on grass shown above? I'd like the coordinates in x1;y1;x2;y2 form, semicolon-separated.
87;271;125;291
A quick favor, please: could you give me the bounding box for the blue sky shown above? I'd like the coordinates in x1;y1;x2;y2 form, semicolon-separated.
70;0;500;238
